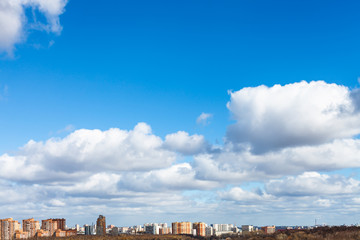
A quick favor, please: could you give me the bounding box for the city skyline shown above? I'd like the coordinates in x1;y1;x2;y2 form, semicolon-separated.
2;0;360;227
0;215;287;239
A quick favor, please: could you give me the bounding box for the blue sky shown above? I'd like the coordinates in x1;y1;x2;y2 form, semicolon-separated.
1;0;360;227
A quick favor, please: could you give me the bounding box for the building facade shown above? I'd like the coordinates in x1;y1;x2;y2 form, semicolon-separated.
193;222;206;236
22;218;40;238
41;219;58;236
51;219;66;231
172;222;192;235
242;225;254;234
96;215;106;236
0;218;21;240
261;226;275;234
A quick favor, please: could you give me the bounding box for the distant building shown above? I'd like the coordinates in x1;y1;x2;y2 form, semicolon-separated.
96;215;106;235
159;227;172;234
242;225;254;234
172;222;192;235
205;226;214;236
23;218;40;238
1;218;22;240
144;224;159;235
14;230;29;239
66;229;77;236
52;219;66;230
36;229;52;237
193;222;206;236
261;226;275;234
84;225;94;235
41;219;58;236
110;227;119;236
119;227;129;234
55;229;66;237
212;224;236;236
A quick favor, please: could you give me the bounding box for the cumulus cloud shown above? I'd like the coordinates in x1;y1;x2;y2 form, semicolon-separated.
219;187;271;202
196;112;212;125
265;172;360;197
0;0;68;55
164;131;209;155
217;172;360;224
226;81;360;153
0;123;176;182
118;163;218;192
3;80;360;225
193;139;360;183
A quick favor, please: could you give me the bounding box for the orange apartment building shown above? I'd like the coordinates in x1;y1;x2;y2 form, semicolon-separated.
14;230;29;239
193;222;206;236
22;218;40;238
0;218;21;240
172;222;192;235
51;219;66;231
41;219;58;236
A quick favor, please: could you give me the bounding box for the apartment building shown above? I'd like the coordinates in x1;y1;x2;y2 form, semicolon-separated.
172;222;192;235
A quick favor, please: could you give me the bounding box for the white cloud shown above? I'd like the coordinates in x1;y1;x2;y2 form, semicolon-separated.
164;131;209;155
196;112;212;125
0;0;68;55
226;81;360;153
265;172;360;197
49;199;66;207
219;187;271;202
2;80;360;225
193;139;360;183
118;163;218;192
0;123;176;182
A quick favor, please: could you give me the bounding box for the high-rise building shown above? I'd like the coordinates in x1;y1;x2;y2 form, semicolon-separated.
23;218;40;238
51;219;66;230
172;222;192;235
193;222;206;236
41;219;58;236
144;224;159;235
0;218;21;240
84;225;93;235
96;215;106;236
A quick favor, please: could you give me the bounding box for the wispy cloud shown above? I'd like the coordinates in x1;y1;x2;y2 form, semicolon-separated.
0;84;8;100
56;124;75;134
196;112;213;125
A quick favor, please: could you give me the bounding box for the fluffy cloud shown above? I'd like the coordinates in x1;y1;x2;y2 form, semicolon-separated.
164;131;209;155
193;139;360;183
118;163;218;192
265;172;360;197
0;123;176;182
0;0;68;55
217;172;360;224
219;187;271;202
3;80;360;225
226;81;360;153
